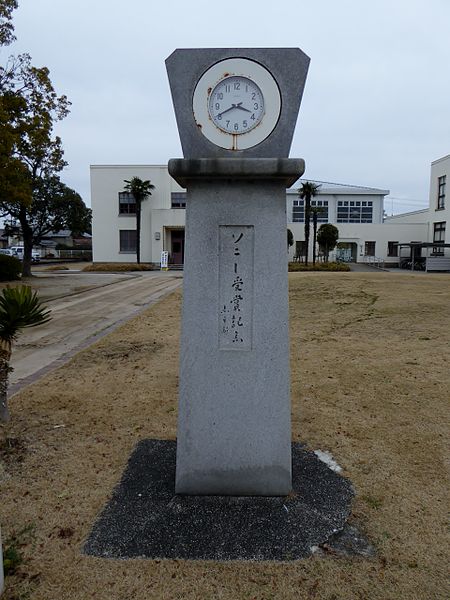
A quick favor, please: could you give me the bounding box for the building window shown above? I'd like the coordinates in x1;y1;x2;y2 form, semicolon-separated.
295;240;307;259
387;241;398;257
337;200;373;223
119;192;136;214
171;192;186;208
437;175;446;210
292;199;328;223
119;230;136;252
433;222;446;254
364;241;376;256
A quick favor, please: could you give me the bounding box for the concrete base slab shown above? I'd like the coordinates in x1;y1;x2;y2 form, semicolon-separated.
84;440;355;561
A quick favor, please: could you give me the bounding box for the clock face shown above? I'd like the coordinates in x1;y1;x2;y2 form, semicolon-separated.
208;76;265;135
192;58;281;151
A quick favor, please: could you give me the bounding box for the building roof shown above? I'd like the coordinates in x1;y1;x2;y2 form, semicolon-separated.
288;178;389;196
431;153;450;166
384;208;429;221
41;230;91;239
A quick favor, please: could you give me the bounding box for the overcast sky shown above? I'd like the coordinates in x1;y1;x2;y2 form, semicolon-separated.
5;0;450;213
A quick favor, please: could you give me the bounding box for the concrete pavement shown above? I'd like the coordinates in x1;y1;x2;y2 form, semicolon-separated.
8;271;183;395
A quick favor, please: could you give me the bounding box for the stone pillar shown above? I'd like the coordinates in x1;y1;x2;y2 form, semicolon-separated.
170;158;304;495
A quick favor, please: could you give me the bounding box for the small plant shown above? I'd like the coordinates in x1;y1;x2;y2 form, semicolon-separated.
3;542;22;575
0;254;22;282
2;524;36;577
0;286;51;422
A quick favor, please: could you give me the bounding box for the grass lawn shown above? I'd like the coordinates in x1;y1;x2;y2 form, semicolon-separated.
0;272;448;599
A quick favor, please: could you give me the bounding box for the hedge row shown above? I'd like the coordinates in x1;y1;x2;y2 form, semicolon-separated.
288;262;351;272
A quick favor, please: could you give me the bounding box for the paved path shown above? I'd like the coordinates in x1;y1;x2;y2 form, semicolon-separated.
347;262;386;272
9;271;183;395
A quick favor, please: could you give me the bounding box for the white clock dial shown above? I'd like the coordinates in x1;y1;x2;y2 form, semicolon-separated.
208;76;265;135
192;57;281;150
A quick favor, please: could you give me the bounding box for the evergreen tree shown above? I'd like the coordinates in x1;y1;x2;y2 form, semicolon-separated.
317;223;339;262
0;2;71;276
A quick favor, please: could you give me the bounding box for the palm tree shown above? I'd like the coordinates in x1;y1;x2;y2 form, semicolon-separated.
310;205;324;265
298;181;321;266
123;177;155;264
0;286;51;422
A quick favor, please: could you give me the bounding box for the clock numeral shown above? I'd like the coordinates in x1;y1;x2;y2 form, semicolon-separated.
225;84;230;93
243;120;247;128
250;113;256;120
254;103;259;110
226;120;230;128
217;93;223;100
215;102;220;110
234;82;240;90
234;123;239;131
252;92;256;100
217;114;222;120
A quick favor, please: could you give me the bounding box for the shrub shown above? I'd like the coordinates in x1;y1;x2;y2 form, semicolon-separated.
83;263;157;272
288;261;350;272
43;265;70;271
0;254;22;281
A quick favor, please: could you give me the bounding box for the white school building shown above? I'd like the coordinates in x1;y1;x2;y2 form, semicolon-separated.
91;154;449;268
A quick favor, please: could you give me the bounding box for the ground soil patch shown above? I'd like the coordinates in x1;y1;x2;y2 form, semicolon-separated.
0;272;448;599
0;270;135;302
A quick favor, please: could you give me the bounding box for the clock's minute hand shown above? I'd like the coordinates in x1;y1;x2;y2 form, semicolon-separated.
235;105;252;113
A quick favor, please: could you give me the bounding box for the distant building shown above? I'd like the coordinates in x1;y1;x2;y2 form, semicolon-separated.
288;180;424;264
429;154;449;248
90;155;449;267
383;154;449;267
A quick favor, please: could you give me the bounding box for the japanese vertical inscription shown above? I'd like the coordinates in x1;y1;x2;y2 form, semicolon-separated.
219;225;254;350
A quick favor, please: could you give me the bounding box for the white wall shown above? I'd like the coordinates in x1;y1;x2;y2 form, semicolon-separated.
91;165;184;263
385;209;430;225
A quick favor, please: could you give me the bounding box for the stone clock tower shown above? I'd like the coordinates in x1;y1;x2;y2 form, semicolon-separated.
166;48;310;495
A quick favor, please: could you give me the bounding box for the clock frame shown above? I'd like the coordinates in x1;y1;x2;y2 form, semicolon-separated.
192;58;281;151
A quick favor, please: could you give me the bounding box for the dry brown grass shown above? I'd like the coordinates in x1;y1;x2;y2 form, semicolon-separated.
0;272;448;599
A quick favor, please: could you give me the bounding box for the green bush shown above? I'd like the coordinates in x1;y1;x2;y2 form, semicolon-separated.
288;261;350;272
0;254;22;281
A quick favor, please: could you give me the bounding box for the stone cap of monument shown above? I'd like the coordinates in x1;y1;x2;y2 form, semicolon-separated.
168;158;305;188
166;48;310;159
